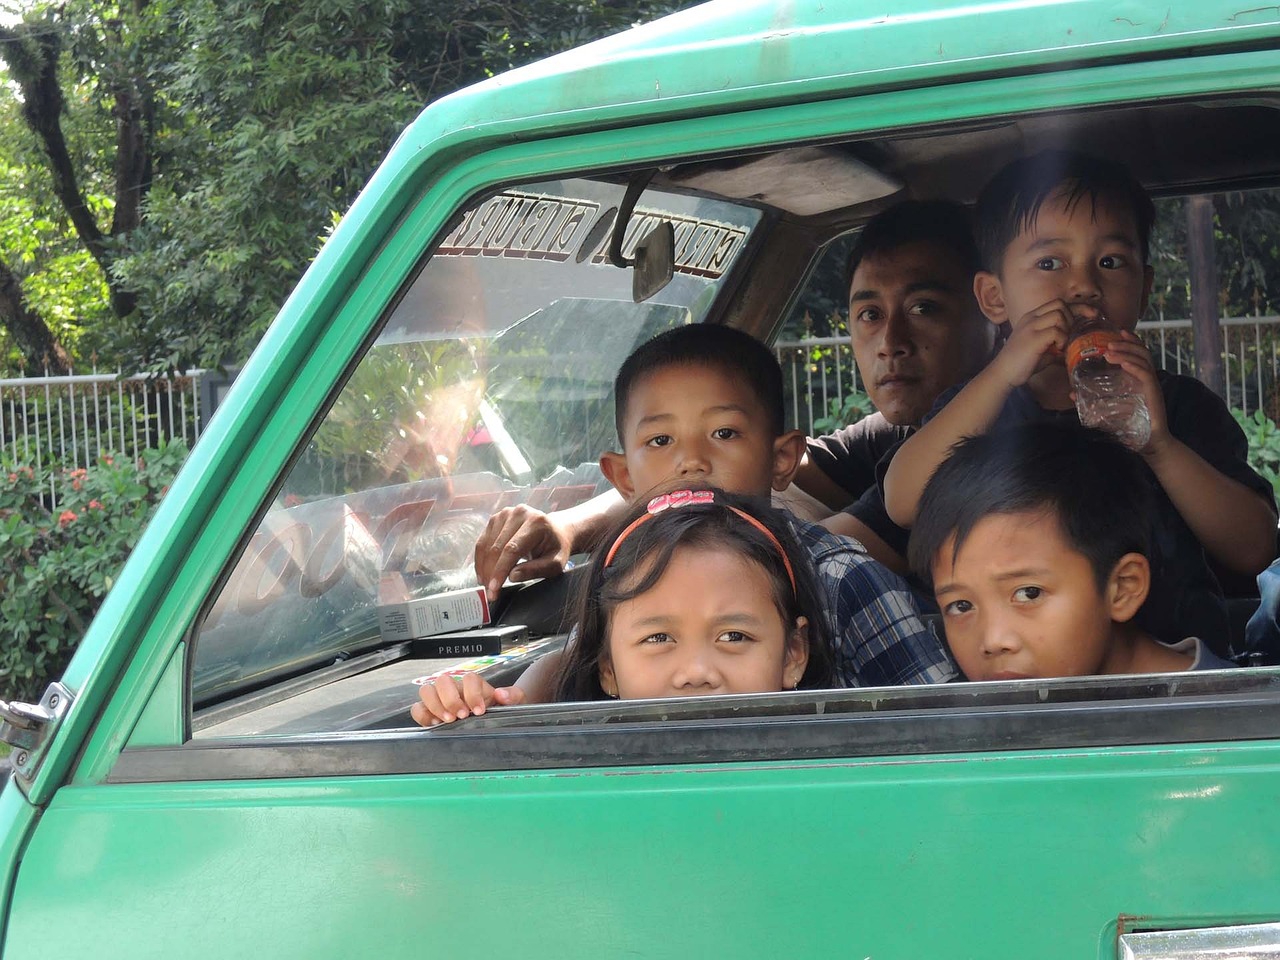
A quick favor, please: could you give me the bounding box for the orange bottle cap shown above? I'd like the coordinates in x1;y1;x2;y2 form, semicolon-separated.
1066;330;1121;374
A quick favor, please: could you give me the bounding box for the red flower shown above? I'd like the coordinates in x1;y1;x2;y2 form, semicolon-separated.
88;500;103;510
6;473;15;483
71;479;82;491
58;510;77;527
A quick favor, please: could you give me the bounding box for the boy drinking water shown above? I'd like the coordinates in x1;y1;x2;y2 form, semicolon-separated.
884;150;1276;644
908;424;1234;678
414;325;953;725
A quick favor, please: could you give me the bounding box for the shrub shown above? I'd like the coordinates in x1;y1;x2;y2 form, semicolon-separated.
0;441;186;703
812;390;875;435
1232;408;1280;502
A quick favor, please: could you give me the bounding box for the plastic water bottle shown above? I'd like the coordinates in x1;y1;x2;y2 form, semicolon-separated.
1066;314;1151;450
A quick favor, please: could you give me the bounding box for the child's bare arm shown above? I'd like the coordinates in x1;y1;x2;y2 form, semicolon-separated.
474;489;625;599
512;647;568;703
821;511;909;574
1108;333;1278;574
884;300;1072;526
1143;439;1276;572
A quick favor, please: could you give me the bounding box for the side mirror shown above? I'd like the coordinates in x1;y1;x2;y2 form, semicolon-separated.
607;170;675;302
631;221;675;302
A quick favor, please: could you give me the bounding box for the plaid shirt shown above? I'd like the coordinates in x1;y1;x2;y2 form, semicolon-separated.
788;514;957;687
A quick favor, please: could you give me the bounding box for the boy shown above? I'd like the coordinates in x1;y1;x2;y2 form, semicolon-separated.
883;150;1276;644
413;325;954;726
476;200;995;585
908;424;1234;678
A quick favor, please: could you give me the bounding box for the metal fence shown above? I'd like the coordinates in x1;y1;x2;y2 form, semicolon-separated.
0;368;206;505
4;314;1280;498
775;315;1280;436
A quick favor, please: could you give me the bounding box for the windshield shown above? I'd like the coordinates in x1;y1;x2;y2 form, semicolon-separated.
191;177;762;705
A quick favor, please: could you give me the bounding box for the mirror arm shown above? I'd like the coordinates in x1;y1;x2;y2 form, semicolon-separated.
607;170;657;268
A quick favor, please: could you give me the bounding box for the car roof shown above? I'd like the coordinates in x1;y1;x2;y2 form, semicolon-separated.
398;1;1280;151
371;0;1280;225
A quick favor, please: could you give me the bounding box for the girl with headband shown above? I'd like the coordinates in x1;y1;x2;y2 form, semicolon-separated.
413;487;833;724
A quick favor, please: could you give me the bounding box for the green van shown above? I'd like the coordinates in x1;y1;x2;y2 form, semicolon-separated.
5;1;1280;956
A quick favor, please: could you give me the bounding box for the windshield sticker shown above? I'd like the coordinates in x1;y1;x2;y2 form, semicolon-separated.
592;210;747;280
437;190;748;280
437;191;599;262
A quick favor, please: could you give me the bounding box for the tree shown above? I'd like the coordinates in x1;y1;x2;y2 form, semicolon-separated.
0;1;155;371
1;0;695;374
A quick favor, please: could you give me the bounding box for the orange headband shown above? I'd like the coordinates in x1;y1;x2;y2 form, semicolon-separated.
602;489;797;593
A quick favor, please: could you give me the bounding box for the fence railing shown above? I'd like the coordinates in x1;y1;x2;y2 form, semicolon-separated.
776;315;1280;436
5;314;1280;501
1;368;207;506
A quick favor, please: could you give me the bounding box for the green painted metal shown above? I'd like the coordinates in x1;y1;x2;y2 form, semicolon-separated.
123;643;184;750
61;45;1280;796
4;1;1280;954
411;0;1280;135
0;782;36;950
6;743;1280;959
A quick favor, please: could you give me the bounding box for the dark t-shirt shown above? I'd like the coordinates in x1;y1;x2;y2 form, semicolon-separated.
806;413;911;500
806;413;915;557
878;370;1274;652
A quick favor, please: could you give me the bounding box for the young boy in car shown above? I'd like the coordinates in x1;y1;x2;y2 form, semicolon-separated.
412;325;955;726
883;150;1276;646
476;200;996;586
909;423;1234;678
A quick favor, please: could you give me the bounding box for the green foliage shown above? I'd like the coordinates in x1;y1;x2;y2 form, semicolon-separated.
302;340;483;493
1149;190;1280;321
0;440;185;702
1232;407;1280;502
0;49;115;368
781;233;856;340
3;0;697;373
812;390;875;435
108;0;697;372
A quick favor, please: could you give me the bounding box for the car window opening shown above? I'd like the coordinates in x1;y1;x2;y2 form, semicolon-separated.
189;93;1280;743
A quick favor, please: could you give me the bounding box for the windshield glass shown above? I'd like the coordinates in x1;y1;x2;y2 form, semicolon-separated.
191;177;762;705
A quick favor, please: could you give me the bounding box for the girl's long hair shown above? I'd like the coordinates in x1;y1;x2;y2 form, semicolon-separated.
553;487;834;701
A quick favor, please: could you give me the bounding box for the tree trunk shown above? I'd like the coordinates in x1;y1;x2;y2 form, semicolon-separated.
0;20;147;321
1186;194;1224;398
0;257;72;374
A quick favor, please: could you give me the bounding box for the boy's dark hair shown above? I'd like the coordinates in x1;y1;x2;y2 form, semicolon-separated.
908;423;1154;590
613;324;785;442
975;150;1156;272
845;199;983;292
554;486;834;701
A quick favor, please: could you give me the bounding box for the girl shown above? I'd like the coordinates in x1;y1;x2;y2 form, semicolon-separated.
413;487;832;725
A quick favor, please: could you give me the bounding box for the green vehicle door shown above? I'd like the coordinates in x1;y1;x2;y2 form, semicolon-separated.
5;2;1280;957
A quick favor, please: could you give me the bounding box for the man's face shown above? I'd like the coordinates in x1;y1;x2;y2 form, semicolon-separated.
849;240;994;426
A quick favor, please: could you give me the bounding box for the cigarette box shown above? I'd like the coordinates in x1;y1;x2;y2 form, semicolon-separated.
377;586;491;642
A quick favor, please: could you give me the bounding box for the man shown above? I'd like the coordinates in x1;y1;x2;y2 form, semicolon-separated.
474;200;995;593
786;200;994;570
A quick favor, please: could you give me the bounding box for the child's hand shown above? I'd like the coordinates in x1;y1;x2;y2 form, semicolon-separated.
474;505;573;600
411;673;526;727
990;299;1073;388
1104;331;1170;453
